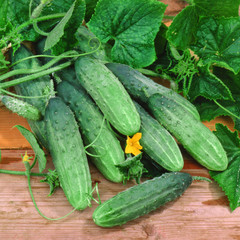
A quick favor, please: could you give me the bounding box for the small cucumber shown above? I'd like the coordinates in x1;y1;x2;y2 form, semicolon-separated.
11;45;53;149
93;172;192;227
57;81;125;183
148;93;228;171
134;101;183;171
0;95;42;121
45;97;92;210
74;56;141;136
105;62;200;120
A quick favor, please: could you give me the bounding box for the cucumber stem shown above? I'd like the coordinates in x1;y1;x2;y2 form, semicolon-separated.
0;61;72;89
0;168;47;177
0;50;76;82
24;161;77;220
192;176;212;183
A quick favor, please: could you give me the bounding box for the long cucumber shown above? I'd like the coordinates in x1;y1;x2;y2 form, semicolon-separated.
45;97;92;210
74;56;141;136
105;62;200;120
148;93;228;171
11;45;53;149
57;81;125;183
93;172;192;227
134;101;183;171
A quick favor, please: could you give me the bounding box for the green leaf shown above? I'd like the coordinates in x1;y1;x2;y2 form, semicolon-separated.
192;17;240;74
44;1;76;51
209;124;240;211
154;24;168;57
85;0;98;23
0;51;10;74
115;153;147;184
50;0;86;55
40;169;60;196
188;66;233;101
87;0;167;68
75;26;112;62
15;125;47;173
213;66;240;95
167;6;198;50
194;0;240;18
196;97;240;121
7;0;76;42
0;0;8;33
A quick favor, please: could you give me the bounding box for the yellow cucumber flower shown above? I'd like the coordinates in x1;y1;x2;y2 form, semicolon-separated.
125;132;143;156
22;151;31;163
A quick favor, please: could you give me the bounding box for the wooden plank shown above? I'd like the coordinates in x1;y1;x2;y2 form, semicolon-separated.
0;106;31;149
0;116;239;240
0;149;240;240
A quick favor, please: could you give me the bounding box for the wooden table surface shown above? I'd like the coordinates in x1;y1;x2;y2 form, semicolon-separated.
2;1;240;239
1;106;240;240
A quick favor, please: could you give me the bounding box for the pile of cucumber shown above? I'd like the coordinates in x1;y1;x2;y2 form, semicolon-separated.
3;34;228;226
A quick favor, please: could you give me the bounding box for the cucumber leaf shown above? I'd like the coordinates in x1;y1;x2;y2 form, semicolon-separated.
213;67;240;95
48;0;86;55
116;153;147;184
14;125;47;173
0;0;8;35
7;0;77;42
75;26;112;62
194;0;240;18
40;169;60;196
88;0;167;68
167;6;198;50
209;124;240;211
188;66;233;101
192;17;240;74
167;0;240;50
195;96;240;132
85;0;98;23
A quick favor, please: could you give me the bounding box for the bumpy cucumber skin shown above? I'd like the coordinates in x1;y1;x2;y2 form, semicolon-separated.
105;62;200;120
45;97;92;210
11;45;52;148
148;94;228;171
74;56;141;136
1;95;42;121
57;81;124;183
93;172;192;227
134;101;183;171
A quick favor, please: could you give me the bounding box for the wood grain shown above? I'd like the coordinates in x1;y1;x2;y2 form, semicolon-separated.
0;107;31;149
0;107;239;239
1;1;239;238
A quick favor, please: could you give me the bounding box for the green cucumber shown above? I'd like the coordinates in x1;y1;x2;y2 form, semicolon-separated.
105;62;200;120
134;101;183;171
45;97;92;210
93;172;192;227
74;56;141;136
148;93;228;171
57;81;125;183
11;45;53;149
0;95;42;121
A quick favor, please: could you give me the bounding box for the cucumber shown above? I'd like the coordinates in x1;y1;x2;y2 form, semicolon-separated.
57;81;125;183
105;62;200;120
0;95;42;121
74;56;141;136
45;97;92;210
93;172;192;227
148;93;228;171
11;45;53;149
134;101;183;171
